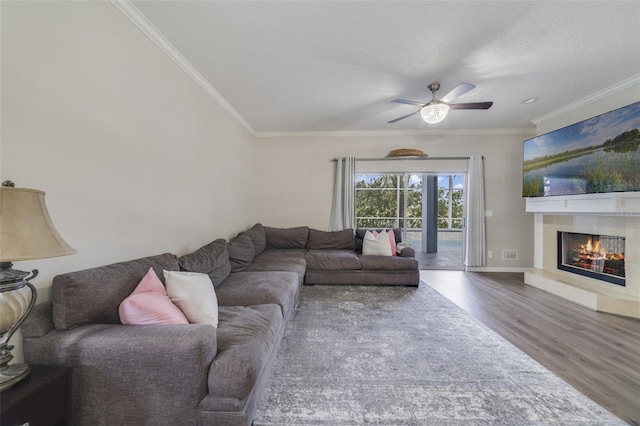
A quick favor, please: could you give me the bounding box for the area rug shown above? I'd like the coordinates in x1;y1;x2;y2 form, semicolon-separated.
254;284;624;425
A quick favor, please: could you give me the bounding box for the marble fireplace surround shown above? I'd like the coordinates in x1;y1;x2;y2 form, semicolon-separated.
524;192;640;319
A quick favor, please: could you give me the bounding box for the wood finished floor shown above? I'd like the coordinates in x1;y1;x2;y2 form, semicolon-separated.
421;270;640;426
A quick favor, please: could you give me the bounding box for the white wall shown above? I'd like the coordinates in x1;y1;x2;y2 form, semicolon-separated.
254;132;535;269
1;1;256;301
537;82;640;134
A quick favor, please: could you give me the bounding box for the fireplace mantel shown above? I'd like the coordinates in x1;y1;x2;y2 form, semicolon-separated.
526;192;640;214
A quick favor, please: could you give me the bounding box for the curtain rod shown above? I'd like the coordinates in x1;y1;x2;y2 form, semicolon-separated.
331;156;483;162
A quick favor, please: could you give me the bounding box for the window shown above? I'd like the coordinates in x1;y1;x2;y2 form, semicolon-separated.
355;174;401;228
438;175;464;230
355;173;463;231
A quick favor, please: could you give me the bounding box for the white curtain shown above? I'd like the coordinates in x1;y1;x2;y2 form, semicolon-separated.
329;157;356;231
465;155;486;267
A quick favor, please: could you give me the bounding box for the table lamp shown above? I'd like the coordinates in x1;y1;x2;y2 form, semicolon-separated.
0;181;76;391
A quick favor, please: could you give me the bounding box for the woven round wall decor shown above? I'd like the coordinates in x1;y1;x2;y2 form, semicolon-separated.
386;149;428;158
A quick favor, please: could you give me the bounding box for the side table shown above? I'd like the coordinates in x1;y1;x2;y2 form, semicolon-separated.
0;365;71;426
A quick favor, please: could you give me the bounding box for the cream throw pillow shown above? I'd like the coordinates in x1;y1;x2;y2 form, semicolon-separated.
373;229;397;256
362;230;393;256
164;270;218;328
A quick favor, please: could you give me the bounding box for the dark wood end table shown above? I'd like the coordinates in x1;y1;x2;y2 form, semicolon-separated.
1;364;71;426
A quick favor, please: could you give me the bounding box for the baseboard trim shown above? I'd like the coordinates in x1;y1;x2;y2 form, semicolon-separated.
464;266;530;272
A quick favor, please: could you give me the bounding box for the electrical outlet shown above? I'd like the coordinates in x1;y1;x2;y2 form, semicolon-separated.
502;250;519;261
488;250;493;260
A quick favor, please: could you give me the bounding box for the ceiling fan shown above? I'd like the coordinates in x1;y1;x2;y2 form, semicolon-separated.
388;82;493;124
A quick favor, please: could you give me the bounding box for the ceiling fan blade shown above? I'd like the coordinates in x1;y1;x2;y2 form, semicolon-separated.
441;82;476;103
388;110;420;123
449;101;493;110
391;99;425;106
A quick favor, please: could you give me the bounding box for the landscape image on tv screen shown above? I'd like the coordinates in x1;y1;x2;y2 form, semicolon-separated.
523;101;640;197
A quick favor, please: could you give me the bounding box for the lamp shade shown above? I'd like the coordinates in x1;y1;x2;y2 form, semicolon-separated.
0;187;76;262
420;102;450;124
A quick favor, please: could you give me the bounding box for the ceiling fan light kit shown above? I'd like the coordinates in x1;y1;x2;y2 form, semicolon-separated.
420;102;450;124
389;82;493;125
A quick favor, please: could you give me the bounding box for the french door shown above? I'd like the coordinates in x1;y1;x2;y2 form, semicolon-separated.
355;172;466;269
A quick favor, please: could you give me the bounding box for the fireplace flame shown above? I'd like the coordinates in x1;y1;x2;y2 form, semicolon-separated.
581;237;606;259
563;232;626;281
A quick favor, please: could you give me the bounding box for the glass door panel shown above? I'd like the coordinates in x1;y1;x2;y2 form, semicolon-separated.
355;172;465;270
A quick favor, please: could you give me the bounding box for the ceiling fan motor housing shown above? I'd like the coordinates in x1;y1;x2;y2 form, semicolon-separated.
427;83;441;94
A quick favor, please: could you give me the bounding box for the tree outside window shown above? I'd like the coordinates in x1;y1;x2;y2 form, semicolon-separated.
355;174;463;231
437;175;464;230
355;174;400;228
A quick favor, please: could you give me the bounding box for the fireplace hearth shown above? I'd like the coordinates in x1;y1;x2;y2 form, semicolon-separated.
557;231;625;286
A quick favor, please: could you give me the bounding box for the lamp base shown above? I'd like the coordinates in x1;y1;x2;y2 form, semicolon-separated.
0;263;38;392
0;363;31;391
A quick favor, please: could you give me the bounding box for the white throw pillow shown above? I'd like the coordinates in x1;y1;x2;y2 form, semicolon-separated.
362;230;393;256
164;270;218;328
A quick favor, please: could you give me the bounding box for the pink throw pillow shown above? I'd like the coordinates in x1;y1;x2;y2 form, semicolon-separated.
119;268;189;325
387;230;397;256
372;229;397;256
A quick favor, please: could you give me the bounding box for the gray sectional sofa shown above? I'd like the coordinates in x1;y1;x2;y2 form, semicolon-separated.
22;224;419;426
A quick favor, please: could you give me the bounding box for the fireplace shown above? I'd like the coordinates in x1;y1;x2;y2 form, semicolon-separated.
557;231;625;286
525;185;639;319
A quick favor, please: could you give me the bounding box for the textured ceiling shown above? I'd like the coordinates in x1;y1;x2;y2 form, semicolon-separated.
129;1;640;134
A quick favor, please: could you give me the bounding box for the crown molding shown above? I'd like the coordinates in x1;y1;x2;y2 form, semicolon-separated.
531;74;640;126
254;128;536;138
111;0;536;140
111;0;256;135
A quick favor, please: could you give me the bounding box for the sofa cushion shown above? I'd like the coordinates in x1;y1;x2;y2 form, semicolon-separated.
119;268;189;325
360;255;419;271
52;253;180;330
216;271;299;318
227;235;255;272
208;304;283;400
178;239;230;288
251;249;307;261
306;228;355;250
240;223;266;256
355;228;402;252
243;249;307;283
264;226;309;249
305;250;362;271
164;271;219;328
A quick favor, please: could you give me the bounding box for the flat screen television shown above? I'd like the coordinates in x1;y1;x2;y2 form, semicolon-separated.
523;101;640;197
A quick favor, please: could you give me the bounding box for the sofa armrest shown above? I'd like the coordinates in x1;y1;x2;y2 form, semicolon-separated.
23;302;55;338
24;323;217;425
397;245;416;258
